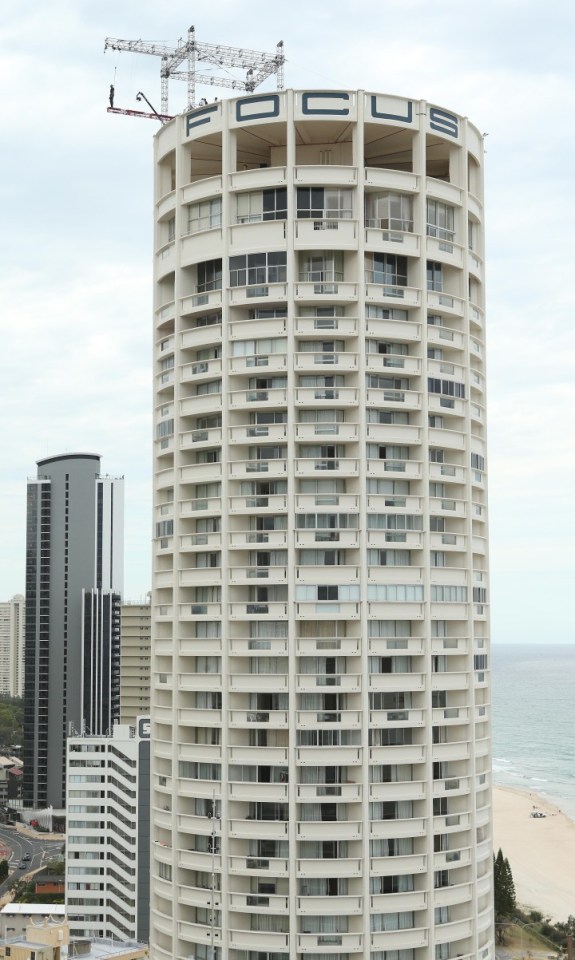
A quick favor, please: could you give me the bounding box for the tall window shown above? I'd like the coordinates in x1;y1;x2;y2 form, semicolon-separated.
236;188;287;223
297;187;353;219
230;252;287;287
188;197;222;233
299;251;344;283
369;253;408;287
426;199;455;242
427;261;443;292
365;192;413;231
197;259;222;293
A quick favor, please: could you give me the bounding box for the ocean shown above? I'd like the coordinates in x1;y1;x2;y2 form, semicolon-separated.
492;644;575;820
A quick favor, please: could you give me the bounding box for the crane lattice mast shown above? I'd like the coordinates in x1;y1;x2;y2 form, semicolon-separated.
104;25;285;116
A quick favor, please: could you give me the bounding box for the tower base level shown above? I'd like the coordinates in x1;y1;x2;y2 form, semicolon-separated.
150;88;494;960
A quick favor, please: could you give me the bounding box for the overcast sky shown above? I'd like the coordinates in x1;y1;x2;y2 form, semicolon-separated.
1;1;574;640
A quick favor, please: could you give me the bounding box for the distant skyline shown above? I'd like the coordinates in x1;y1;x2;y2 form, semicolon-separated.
1;1;574;638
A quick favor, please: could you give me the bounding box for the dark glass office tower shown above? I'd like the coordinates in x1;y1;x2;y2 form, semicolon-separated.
23;453;124;809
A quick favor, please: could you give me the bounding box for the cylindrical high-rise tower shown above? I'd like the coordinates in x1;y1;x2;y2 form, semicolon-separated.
151;89;492;960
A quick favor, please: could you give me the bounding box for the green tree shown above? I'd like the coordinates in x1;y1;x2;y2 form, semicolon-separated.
0;859;8;881
0;696;23;749
494;848;517;943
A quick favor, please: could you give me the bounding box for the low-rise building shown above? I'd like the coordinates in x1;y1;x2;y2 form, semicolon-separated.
65;719;150;942
0;918;146;960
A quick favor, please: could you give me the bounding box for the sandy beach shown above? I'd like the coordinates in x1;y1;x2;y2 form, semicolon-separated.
493;785;575;922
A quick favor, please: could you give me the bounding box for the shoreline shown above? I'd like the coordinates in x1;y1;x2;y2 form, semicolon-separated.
492;784;575;922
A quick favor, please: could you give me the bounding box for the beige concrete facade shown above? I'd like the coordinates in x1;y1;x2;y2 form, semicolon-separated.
150;89;493;960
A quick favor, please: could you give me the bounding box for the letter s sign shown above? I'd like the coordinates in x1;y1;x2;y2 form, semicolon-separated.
429;108;459;139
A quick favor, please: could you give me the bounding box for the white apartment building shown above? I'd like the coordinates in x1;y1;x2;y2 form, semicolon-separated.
150;89;493;960
0;594;25;698
65;719;150;943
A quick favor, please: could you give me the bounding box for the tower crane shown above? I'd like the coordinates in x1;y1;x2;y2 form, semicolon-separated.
104;25;285;119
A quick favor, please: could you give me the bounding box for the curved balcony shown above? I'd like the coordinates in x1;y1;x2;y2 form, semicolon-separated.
296;857;363;878
229;673;288;693
368;672;425;693
297;931;363;953
295;164;358;186
229;891;289;913
296;709;362;729
230;386;288;409
180;496;222;518
229;354;288;376
181;392;223;417
180;427;222;450
369;817;426;840
294;386;358;407
366;458;422;480
181;357;222;382
228;637;288;656
295;280;358;303
229;460;287;481
180;463;223;485
296;819;362;841
296;744;362;765
295;458;359;478
294;218;359;251
365;354;420;377
432;776;471;799
228;601;288;620
228;709;289;729
364;224;419;258
297;894;363;915
296;673;362;692
229;854;289;876
178;602;222;621
294;351;358;372
228;166;287;191
229;423;288;445
180;531;222;552
180;288;223;315
425;235;464;267
181;323;223;350
295;315;358;337
365;316;421;342
368;779;425;803
228;782;289;804
364;169;418;192
229;530;288;549
368;744;425;765
228;929;289;952
365;387;422;412
296;493;359;511
230;281;288;307
296;782;362;803
296;565;360;586
229;218;287;250
295;600;361;620
365;528;422;548
365;279;420;307
229;494;287;514
370;926;427;951
298;620;358;644
229;818;289;840
228;565;288;585
181;229;224;267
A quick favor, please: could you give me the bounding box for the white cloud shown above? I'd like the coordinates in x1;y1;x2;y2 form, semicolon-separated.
1;0;574;637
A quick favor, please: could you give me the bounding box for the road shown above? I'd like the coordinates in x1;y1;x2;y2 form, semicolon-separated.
0;825;63;897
